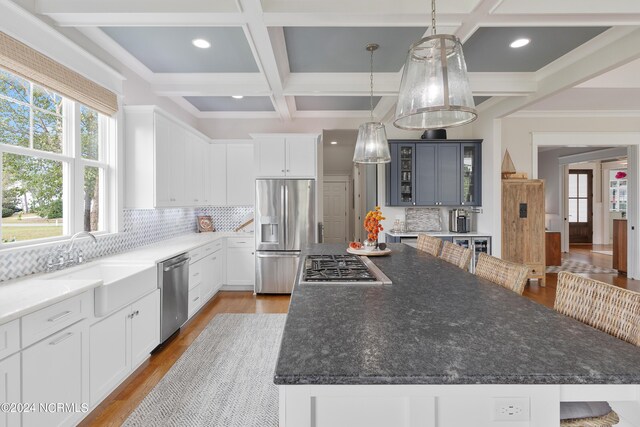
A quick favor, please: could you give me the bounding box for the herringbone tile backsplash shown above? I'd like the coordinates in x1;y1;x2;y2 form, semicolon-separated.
0;206;253;282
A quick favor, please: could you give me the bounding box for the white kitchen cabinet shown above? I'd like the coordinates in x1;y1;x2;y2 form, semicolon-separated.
125;106;211;208
89;290;159;407
0;353;20;427
227;144;255;206
89;307;129;407
286;137;317;177
256;138;286;177
209;144;227;205
201;250;223;301
185;133;208;206
226;238;255;288
22;320;89;427
130;290;160;367
254;135;317;178
188;284;202;319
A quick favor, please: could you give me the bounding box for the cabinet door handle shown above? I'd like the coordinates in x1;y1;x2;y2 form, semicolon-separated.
281;169;285;172
48;311;72;322
193;272;200;277
193;296;200;302
49;332;73;346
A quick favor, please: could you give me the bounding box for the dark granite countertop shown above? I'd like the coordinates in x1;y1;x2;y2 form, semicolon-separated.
274;243;640;385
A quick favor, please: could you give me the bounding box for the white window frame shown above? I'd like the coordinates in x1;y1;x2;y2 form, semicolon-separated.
0;75;115;249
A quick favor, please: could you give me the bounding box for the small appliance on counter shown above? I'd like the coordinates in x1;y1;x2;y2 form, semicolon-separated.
449;209;474;233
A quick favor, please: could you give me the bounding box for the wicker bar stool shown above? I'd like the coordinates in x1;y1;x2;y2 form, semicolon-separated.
439;241;472;270
555;272;640;427
474;253;529;295
416;234;442;257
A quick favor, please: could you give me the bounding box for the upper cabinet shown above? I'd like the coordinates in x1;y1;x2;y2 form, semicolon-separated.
227;144;255;206
386;139;482;207
254;135;318;178
124;106;254;208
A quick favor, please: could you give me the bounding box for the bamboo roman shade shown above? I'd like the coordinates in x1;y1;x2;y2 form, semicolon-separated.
0;31;118;116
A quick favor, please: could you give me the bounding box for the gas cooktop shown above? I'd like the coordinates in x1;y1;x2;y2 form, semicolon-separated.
300;254;392;285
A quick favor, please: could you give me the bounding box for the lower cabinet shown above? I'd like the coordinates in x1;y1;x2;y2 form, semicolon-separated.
22;320;89;427
226;247;255;288
188;284;202;318
201;251;223;302
89;290;159;407
0;353;20;427
131;291;160;367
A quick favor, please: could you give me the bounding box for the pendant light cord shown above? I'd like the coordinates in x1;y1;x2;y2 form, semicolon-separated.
369;47;374;121
431;0;437;35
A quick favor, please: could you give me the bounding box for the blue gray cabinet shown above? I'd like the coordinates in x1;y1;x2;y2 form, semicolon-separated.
386;139;482;207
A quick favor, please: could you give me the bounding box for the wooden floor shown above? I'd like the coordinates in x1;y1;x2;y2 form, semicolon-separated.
83;244;639;426
523;244;640;309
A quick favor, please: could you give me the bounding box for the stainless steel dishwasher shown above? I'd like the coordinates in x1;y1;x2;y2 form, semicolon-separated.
158;253;190;343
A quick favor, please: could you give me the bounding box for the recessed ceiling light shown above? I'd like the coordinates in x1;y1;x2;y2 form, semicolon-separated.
510;38;530;49
330;141;338;145
231;95;244;99
192;38;211;49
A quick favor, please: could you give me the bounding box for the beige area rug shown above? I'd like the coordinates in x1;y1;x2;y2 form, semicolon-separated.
123;314;286;427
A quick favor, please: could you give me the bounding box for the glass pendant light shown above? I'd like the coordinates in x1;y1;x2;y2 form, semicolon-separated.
394;0;477;130
353;43;391;164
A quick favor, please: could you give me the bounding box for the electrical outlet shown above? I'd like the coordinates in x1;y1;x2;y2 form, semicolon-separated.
493;397;530;422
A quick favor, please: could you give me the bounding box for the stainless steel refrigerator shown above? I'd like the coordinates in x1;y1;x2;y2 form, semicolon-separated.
255;179;316;293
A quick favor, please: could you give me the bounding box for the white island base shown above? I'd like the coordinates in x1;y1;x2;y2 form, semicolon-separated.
279;384;640;427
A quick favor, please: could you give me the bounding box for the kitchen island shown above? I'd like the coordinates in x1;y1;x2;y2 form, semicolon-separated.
275;243;640;427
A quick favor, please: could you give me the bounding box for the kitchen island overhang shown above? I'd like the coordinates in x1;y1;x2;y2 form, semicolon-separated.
275;244;640;427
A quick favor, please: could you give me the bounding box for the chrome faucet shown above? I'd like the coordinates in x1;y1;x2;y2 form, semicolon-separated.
44;231;98;272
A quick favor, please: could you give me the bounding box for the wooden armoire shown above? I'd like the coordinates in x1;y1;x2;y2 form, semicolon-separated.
502;180;546;286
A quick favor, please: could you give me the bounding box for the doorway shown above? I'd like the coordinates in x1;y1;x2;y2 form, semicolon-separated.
323;181;349;243
568;169;593;244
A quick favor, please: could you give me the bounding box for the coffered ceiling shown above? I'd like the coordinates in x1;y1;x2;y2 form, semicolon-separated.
33;0;640;121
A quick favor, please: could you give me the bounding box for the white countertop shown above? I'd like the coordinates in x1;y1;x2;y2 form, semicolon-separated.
0;278;102;325
107;231;253;264
386;231;492;238
0;231;253;325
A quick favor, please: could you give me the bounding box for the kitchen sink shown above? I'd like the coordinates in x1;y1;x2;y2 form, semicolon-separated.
46;261;157;316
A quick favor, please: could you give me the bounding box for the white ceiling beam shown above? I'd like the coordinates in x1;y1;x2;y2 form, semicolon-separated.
374;97;398;124
239;0;291;120
261;0;482;15
152;74;270;96
469;73;537;95
284;73;401;96
284;72;536;96
36;0;245;26
78;27;154;81
483;27;640;119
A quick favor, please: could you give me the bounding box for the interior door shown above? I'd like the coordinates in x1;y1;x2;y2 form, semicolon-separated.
568;169;593;243
323;181;348;243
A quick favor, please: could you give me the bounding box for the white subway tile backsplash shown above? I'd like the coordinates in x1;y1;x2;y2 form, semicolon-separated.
0;206;253;282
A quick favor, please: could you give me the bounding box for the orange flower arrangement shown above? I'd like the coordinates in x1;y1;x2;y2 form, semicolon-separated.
364;206;385;242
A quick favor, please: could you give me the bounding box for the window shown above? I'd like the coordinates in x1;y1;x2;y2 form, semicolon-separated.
0;69;111;245
568;170;591;223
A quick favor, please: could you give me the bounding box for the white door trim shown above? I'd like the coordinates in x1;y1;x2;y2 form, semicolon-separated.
531;132;640;279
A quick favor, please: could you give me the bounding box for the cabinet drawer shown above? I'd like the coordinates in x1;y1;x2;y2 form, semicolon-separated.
189;260;204;290
203;240;223;254
22;292;90;348
528;264;545;277
189;247;204;264
0;319;20;361
188;285;202;318
227;237;253;248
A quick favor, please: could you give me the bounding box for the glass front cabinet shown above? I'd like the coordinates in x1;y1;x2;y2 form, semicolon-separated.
386;139;482;207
